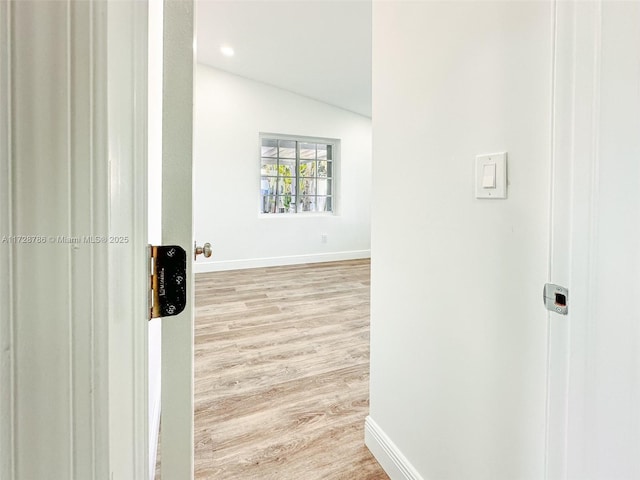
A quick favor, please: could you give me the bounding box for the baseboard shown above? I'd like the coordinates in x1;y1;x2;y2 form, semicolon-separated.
193;249;371;273
364;416;425;480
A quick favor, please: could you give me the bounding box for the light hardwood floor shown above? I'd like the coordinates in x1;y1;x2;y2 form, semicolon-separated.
190;259;388;479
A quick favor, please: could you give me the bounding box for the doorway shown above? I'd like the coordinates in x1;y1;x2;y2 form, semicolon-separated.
151;1;377;478
192;2;375;476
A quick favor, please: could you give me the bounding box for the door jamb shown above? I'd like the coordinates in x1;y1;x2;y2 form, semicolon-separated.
0;0;15;477
545;1;603;478
105;0;150;478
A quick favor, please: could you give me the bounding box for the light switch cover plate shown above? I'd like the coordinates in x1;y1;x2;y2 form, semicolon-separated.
475;152;507;199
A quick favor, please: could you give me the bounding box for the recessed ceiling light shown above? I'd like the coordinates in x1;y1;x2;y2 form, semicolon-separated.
220;45;234;57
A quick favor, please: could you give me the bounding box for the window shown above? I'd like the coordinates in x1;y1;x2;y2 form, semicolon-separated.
260;135;336;214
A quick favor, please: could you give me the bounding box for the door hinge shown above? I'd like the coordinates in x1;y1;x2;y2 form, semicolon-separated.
543;283;568;315
148;245;187;320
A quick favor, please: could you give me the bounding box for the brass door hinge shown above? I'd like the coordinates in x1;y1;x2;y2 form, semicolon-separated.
149;245;187;320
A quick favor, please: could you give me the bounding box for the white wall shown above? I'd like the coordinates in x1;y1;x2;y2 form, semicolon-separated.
193;65;371;272
367;2;553;479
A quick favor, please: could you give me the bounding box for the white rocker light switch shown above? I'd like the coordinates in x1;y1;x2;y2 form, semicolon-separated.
475;152;507;199
482;163;496;188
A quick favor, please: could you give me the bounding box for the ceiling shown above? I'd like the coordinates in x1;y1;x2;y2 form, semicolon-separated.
196;1;372;117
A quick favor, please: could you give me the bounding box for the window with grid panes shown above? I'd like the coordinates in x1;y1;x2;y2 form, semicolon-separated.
260;135;336;214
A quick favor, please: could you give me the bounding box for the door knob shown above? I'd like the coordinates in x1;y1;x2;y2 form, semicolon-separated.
194;241;212;260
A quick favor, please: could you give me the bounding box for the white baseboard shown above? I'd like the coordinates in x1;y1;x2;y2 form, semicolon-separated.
193;249;371;273
365;416;425;480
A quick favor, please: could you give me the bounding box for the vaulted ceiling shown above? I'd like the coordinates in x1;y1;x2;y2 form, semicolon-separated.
196;1;372;117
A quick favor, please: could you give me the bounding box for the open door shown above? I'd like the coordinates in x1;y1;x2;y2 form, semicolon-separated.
159;1;195;478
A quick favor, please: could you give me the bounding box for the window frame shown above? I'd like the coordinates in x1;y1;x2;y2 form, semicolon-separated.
259;132;339;216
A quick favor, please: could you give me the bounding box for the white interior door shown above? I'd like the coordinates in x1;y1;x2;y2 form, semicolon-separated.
160;1;195;478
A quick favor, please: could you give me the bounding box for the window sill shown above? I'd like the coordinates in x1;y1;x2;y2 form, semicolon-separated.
258;212;336;218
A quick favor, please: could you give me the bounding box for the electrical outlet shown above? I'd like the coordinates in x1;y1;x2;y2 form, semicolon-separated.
321;234;328;244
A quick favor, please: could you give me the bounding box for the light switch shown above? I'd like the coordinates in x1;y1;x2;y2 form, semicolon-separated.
482;164;496;188
475;152;507;199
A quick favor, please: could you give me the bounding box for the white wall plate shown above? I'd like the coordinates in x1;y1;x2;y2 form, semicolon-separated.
475;152;507;199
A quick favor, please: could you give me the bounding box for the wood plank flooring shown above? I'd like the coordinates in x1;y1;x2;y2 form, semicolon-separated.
190;259;388;480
